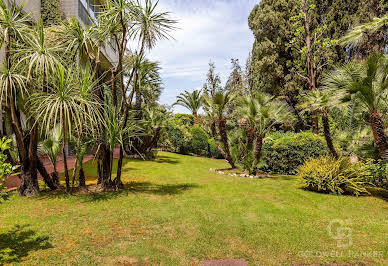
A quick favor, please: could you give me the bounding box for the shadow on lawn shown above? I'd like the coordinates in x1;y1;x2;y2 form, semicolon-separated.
80;182;199;202
0;225;52;264
153;156;179;164
37;182;199;202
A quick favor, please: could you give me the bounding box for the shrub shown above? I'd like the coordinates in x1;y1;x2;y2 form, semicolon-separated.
188;126;209;156
364;159;388;189
261;132;327;174
0;138;18;200
173;114;194;127
298;156;370;196
166;125;185;153
208;138;223;159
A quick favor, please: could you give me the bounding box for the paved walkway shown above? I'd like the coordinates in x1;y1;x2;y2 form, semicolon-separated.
5;155;94;191
5;148;123;191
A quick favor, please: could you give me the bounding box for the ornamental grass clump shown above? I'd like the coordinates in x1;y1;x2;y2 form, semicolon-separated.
298;156;371;196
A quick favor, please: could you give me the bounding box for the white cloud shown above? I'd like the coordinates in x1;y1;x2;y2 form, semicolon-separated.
145;0;257;113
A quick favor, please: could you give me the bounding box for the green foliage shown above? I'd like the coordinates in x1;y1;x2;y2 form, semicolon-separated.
41;0;62;26
187;126;209;156
173;90;202;116
298;156;371;196
207;138;222;159
364;159;388;189
166;123;186;153
230;128;256;174
261;132;327;174
173;114;194;127
0;138;18;199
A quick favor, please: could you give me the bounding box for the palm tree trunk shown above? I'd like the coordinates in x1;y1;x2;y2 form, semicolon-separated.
218;118;235;168
37;159;58;190
322;109;338;159
370;109;388;158
71;136;81;189
253;135;264;175
79;165;86;187
210;121;230;163
193;111;198;124
312;111;319;135
62;120;70;192
115;146;124;190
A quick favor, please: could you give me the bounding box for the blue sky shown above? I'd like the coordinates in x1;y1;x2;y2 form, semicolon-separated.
147;0;258;113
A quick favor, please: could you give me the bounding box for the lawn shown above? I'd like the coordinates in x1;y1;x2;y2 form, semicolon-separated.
0;152;387;265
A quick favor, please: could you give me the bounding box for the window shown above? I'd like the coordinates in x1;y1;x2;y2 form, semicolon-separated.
78;0;99;25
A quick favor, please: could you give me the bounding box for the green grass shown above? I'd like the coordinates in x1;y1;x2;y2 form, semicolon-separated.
0;152;387;265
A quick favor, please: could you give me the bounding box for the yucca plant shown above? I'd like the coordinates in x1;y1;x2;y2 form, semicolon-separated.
0;0;45;196
30;65;101;192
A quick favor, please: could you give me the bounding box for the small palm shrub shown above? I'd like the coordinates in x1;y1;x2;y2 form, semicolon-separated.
298;156;370;196
261;132;327;174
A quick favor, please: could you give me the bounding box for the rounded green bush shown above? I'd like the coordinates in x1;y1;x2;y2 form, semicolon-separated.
166;125;185;153
261;131;327;174
188;126;209;156
208;138;223;159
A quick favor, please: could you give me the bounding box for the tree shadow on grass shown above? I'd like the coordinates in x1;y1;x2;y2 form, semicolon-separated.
81;182;199;203
152;156;179;164
0;225;53;264
37;182;199;203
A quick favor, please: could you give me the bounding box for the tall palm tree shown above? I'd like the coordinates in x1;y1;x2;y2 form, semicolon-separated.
30;65;101;192
298;89;340;158
324;53;388;158
173;90;202;119
203;90;236;168
240;93;293;174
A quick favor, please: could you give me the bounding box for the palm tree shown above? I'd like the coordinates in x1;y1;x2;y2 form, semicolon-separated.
173;90;202;120
240;93;293;174
132;0;177;53
51;17;95;69
341;15;387;48
203;90;236;168
298;89;340;158
29;65;101;192
324;53;388;158
94;98;141;190
0;0;44;196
